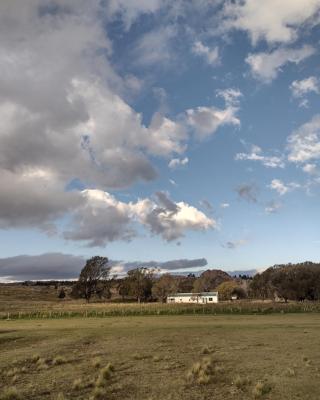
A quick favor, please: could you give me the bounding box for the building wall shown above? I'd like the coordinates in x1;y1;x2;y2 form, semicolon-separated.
167;294;218;304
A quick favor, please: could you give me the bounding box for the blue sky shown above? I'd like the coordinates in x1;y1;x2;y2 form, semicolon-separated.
0;1;320;280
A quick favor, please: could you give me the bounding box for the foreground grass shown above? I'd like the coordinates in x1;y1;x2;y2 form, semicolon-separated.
1;314;320;399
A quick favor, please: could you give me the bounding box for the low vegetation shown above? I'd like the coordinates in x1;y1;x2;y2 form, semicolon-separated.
1;314;320;399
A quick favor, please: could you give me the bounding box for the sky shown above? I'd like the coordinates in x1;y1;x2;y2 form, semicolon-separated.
0;0;320;281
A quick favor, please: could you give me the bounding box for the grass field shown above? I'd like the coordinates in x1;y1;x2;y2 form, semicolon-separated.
1;314;320;400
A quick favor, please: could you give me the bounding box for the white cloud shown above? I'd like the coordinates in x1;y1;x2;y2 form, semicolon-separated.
216;88;242;106
220;203;230;208
290;76;320;98
235;145;285;168
192;41;219;66
246;46;315;82
302;163;319;175
64;190;216;246
222;0;320;45
268;179;300;196
107;0;163;30
287;115;320;163
186;106;240;138
290;76;320;107
168;157;189;169
133;25;176;67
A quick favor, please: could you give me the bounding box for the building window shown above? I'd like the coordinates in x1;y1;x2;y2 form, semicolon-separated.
209;298;213;301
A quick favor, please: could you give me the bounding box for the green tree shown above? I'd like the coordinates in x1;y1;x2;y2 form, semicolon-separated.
72;256;110;303
127;267;154;303
216;281;246;300
58;287;66;299
152;274;178;302
193;270;231;293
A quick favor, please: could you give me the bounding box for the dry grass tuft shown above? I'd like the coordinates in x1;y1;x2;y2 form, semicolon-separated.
285;368;295;377
92;357;101;368
252;381;272;398
90;387;105;400
187;357;223;385
56;393;67;400
234;375;250;390
0;387;22;400
72;378;83;390
6;368;19;378
200;345;214;355
52;356;67;366
36;358;49;370
30;354;40;363
95;363;115;388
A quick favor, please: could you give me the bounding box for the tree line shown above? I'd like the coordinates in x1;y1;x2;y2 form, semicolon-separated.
249;261;320;302
70;256;248;303
40;257;320;303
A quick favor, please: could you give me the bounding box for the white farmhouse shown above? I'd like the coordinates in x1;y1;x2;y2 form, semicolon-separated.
167;292;218;304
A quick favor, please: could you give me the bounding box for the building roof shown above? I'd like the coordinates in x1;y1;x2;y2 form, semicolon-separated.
167;292;218;297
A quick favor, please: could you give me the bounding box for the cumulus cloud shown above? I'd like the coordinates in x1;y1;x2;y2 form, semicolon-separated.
0;1;221;242
290;76;320;98
236;183;259;203
268;179;300;196
216;88;242;106
133;25;177;67
222;0;320;45
235;145;285;168
0;169;83;233
186;105;240;139
302;163;319;175
168;157;189;169
246;46;315;82
192;41;219;66
64;190;215;247
287;115;320;163
107;0;163;30
290;76;320;107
